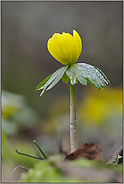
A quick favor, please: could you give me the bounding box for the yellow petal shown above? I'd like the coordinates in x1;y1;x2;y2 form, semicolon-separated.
47;34;66;65
60;32;78;65
73;30;82;59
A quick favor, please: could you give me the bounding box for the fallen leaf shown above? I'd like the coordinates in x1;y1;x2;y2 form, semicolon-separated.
65;143;101;160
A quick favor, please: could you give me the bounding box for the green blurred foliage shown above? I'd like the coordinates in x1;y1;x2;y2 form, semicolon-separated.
2;130;37;168
1;90;41;181
20;155;73;182
2;90;40;136
2;128;40;182
20;155;122;182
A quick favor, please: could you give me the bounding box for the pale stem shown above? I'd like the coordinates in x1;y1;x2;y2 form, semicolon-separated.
70;82;78;152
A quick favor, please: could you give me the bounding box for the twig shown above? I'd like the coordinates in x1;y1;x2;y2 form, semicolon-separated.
15;150;44;160
12;166;28;173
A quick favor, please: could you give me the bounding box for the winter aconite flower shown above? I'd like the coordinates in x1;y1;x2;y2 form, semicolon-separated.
36;29;110;153
47;30;82;65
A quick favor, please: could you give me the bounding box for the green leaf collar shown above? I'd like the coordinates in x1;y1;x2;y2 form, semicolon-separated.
36;63;110;96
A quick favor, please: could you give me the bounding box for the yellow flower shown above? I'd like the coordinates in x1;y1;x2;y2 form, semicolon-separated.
47;30;82;65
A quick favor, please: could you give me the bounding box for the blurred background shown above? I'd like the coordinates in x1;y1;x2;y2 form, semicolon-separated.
1;1;122;182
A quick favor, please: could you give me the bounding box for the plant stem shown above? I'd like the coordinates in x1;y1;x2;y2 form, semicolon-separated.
70;82;78;152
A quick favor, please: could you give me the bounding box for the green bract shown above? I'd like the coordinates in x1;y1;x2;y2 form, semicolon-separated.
36;63;110;96
36;66;69;96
